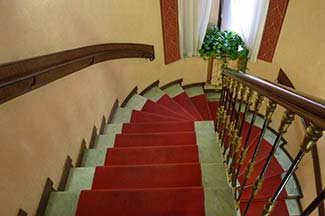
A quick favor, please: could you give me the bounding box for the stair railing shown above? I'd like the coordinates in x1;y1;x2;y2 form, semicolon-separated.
277;68;324;216
216;68;324;216
0;43;155;104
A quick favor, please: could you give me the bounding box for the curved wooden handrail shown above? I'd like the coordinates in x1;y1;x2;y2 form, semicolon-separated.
0;43;155;104
223;68;325;129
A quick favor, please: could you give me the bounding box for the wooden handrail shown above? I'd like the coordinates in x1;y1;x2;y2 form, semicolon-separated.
0;43;155;104
277;68;324;216
223;68;325;129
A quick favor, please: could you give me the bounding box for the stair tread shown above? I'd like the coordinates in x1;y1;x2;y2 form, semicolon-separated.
190;94;213;120
76;187;206;216
142;86;165;102
162;83;185;98
173;92;204;120
92;163;203;190
105;144;199;165
46;80;299;216
130;109;185;123
114;131;197;147
120;121;195;133
156;94;196;120
184;85;205;97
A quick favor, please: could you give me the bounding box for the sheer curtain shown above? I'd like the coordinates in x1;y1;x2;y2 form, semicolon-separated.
178;0;213;58
221;0;270;61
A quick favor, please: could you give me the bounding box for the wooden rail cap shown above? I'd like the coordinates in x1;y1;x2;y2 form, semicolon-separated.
0;43;155;104
223;68;325;129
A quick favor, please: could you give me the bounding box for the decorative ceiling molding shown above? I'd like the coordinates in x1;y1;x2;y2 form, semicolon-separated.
160;0;181;64
258;0;290;62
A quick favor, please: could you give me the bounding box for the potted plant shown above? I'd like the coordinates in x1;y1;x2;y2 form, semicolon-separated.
199;25;249;85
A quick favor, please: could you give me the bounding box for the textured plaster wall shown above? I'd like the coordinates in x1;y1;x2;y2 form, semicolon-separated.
248;0;325;214
0;1;206;215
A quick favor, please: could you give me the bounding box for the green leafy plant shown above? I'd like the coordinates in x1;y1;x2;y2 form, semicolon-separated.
199;25;249;71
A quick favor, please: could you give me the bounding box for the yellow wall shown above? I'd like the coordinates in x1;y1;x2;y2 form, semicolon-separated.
0;1;207;215
248;0;325;214
249;0;325;99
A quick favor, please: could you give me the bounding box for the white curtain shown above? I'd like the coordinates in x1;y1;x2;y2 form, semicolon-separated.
178;0;213;58
221;0;270;61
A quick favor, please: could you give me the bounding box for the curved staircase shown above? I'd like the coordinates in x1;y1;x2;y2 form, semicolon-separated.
44;80;302;216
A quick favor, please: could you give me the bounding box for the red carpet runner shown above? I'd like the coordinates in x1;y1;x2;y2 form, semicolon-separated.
74;85;291;216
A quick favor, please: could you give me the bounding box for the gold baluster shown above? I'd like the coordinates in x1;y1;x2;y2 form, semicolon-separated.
236;92;265;201
241;100;278;216
232;81;239;100
217;105;226;135
278;110;295;133
234;83;244;120
243;87;254;106
263;200;276;216
219;111;228;142
225;122;236;166
264;100;277;122
300;123;323;153
253;92;265;112
217;105;224;130
232;87;254;188
220;76;229;106
263;124;323;216
221;114;231;152
228;130;239;181
259;110;295;216
237;83;244;101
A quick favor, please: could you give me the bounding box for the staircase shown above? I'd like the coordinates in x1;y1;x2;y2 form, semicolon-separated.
43;80;302;216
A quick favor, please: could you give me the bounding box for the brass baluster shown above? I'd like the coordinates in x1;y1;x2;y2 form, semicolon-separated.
234;83;245;129
224;78;233;116
229;81;241;122
227;130;240;182
216;76;228;131
240;110;294;211
220;79;236;146
226;83;244;166
233;92;264;201
224;121;235;162
232;87;254;188
220;113;230;150
229;85;249;185
237;93;264;200
216;106;224;135
220;76;229;108
216;76;227;129
241;100;278;216
263;123;323;216
218;78;232;135
222;81;239;156
227;83;244;176
235;109;294;209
